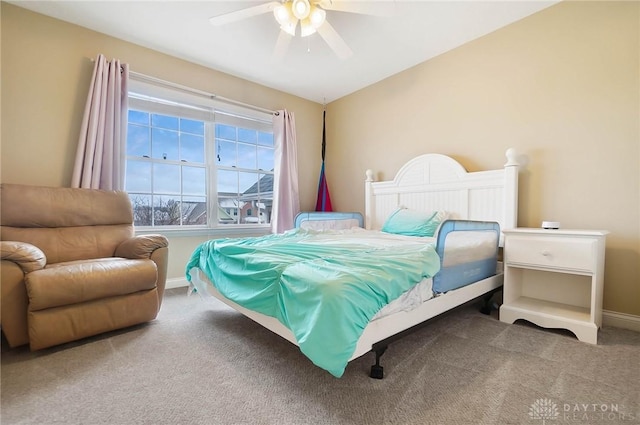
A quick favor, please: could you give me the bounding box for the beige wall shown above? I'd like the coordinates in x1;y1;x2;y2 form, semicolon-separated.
327;1;640;316
0;3;323;280
2;2;639;316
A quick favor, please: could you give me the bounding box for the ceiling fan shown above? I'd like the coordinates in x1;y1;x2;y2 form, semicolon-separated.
209;0;393;60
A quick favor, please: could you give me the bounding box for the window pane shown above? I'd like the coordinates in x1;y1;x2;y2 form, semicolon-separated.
125;160;151;192
238;128;257;144
257;147;274;171
152;128;179;160
127;124;150;157
180;118;204;135
258;131;274;147
182;166;206;196
243;202;258;224
218;198;239;224
182;196;206;225
152;114;179;130
217;170;238;195
181;133;204;163
258;173;274;196
237;143;256;169
257;201;270;224
153;163;180;194
239;172;258;194
216;140;236;167
230;199;268;224
129;110;149;125
153;195;180;226
216;124;236;140
259;175;273;225
129;194;152;226
262;208;272;224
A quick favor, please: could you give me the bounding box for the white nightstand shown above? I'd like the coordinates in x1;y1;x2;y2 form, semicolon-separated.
499;228;608;344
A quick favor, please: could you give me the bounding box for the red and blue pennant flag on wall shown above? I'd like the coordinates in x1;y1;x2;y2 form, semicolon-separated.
315;109;333;212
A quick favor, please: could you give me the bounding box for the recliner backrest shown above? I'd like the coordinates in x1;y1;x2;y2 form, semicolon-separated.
0;184;134;264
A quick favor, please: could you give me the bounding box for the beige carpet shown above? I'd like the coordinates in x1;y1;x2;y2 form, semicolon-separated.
2;288;639;425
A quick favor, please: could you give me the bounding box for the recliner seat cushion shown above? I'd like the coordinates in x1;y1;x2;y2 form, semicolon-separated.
26;258;157;311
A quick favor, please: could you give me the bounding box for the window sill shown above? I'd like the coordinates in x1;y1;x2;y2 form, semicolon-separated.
134;225;272;239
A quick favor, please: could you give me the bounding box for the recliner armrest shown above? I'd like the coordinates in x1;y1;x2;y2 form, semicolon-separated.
1;241;46;273
115;234;169;259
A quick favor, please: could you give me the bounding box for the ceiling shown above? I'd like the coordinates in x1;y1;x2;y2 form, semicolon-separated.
10;1;558;104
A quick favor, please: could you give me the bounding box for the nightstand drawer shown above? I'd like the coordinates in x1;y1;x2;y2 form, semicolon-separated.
505;235;597;272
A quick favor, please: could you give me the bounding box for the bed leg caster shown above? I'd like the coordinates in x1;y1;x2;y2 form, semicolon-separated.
370;346;387;379
370;364;384;379
480;291;499;315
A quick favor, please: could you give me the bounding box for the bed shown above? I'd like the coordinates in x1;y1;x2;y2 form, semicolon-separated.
186;148;520;378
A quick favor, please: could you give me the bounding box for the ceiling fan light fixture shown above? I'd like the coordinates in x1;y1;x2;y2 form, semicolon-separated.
280;22;297;36
300;19;316;37
291;0;311;20
274;3;292;27
300;4;325;36
274;2;297;35
309;7;326;28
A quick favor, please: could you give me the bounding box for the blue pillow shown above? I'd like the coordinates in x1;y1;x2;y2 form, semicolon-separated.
381;208;448;237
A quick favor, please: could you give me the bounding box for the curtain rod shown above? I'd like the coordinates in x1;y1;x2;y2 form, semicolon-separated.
89;57;278;116
129;71;279;116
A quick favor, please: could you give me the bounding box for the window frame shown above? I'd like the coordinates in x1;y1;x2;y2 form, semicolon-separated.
126;78;275;238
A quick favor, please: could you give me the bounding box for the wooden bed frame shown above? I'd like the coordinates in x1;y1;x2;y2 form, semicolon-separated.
193;148;520;378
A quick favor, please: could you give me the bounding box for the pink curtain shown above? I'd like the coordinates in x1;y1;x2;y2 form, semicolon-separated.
71;54;129;190
272;110;300;233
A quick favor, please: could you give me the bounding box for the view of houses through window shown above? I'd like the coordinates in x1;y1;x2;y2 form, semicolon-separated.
125;104;274;229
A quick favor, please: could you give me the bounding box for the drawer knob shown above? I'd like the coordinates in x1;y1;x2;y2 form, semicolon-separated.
541;251;551;257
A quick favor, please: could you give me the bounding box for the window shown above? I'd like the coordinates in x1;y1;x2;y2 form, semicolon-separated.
125;88;274;231
215;123;274;226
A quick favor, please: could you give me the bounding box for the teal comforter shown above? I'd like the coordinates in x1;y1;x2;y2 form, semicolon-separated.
185;228;441;377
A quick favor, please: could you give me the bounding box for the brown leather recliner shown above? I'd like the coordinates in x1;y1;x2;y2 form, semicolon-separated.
0;183;169;350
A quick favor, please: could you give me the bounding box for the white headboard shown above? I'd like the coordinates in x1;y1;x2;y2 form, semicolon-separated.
365;148;519;244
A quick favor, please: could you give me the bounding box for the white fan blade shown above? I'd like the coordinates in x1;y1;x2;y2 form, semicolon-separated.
316;20;352;60
209;1;280;26
273;30;293;59
317;0;395;16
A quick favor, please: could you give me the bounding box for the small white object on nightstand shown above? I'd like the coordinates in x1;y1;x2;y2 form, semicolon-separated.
541;221;560;229
499;228;608;344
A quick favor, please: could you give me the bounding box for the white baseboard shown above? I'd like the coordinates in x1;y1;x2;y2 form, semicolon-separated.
603;310;640;333
165;277;189;290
